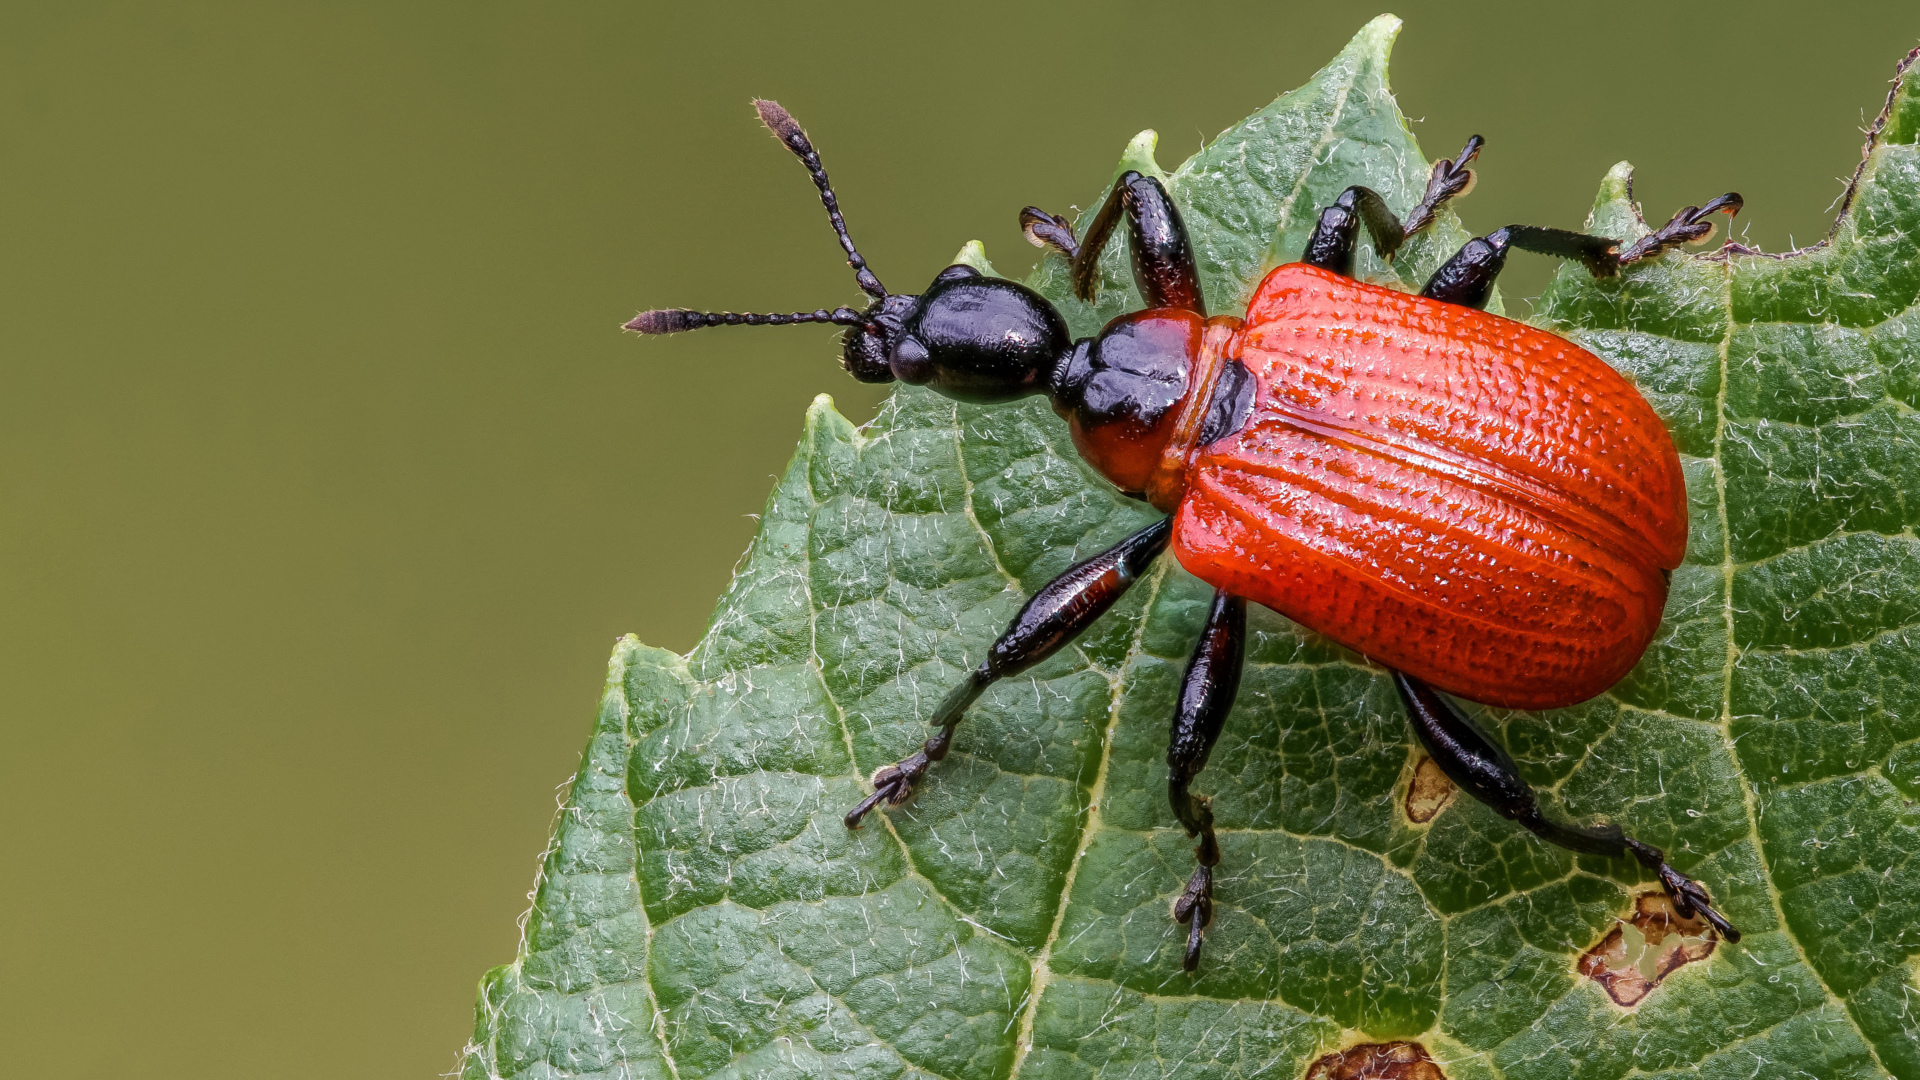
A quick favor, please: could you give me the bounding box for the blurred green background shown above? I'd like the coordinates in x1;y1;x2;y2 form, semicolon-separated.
1;2;1913;1075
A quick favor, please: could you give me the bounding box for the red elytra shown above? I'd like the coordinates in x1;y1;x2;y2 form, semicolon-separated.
1069;262;1686;710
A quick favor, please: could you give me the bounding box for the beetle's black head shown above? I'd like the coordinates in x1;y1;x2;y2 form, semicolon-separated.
625;100;1071;405
837;268;1071;402
866;265;1069;402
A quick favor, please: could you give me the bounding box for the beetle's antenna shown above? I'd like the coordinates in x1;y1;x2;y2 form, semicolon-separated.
624;305;866;335
753;98;888;300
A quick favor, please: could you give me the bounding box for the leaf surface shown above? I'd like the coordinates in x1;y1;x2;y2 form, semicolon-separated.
463;18;1920;1080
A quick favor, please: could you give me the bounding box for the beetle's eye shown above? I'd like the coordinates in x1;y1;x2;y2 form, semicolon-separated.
888;336;933;383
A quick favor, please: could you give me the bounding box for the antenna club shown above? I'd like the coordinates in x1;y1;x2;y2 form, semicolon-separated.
753;99;807;150
625;309;698;334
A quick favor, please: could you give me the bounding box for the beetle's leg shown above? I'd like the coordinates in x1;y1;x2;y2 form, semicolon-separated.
1303;136;1482;277
1302;186;1411;277
1168;589;1247;971
1019;206;1079;261
1615;194;1744;265
1394;672;1741;942
845;517;1173;829
1024;172;1204;314
1420;226;1618;309
1422;192;1743;309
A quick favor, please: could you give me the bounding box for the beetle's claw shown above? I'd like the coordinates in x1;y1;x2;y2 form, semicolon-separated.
1624;837;1742;943
1174;865;1214;971
844;750;930;829
1183;911;1206;970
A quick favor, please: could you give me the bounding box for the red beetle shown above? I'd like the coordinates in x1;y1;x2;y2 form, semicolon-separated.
630;100;1743;970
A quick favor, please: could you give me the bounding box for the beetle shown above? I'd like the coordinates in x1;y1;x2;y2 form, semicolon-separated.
629;99;1744;971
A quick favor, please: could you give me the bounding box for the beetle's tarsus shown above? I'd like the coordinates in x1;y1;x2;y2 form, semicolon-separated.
1616;192;1744;267
845;747;935;828
1402;133;1483;238
1020;206;1079;259
1625;837;1742;942
1164;589;1245;974
844;520;1173;831
1175;865;1213;971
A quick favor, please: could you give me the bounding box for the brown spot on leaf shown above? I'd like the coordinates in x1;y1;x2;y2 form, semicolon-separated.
1304;1041;1446;1080
1579;890;1719;1006
1404;755;1455;824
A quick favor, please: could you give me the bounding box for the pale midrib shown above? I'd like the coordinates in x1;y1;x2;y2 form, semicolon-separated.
1006;559;1170;1080
1707;259;1893;1076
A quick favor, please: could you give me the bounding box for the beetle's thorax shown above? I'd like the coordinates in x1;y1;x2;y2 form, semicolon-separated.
1049;310;1250;512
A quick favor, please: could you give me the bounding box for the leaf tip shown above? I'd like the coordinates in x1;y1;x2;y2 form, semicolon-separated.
950;240;999;278
1351;13;1404;57
803;392;864;449
1365;12;1404;36
1585;162;1646;239
1116;129;1166;183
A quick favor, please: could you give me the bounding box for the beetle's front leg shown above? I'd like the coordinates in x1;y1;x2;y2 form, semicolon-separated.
1394;672;1740;942
1022;170;1205;314
845;517;1173;828
1168;589;1247;971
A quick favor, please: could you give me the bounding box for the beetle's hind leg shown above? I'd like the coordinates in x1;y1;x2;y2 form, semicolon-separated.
1394;672;1741;942
1422;192;1743;309
845;517;1172;829
1167;589;1248;971
1302;135;1483;277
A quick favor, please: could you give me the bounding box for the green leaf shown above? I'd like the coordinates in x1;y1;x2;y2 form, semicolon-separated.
462;18;1920;1080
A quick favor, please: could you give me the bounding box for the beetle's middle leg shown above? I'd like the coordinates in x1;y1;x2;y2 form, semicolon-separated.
1422;193;1743;309
1302;135;1483;277
1394;671;1741;942
845;517;1172;829
1168;588;1247;971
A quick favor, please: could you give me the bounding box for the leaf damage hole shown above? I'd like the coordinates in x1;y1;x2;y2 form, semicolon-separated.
1304;1041;1447;1080
1578;890;1719;1006
1403;754;1455;824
